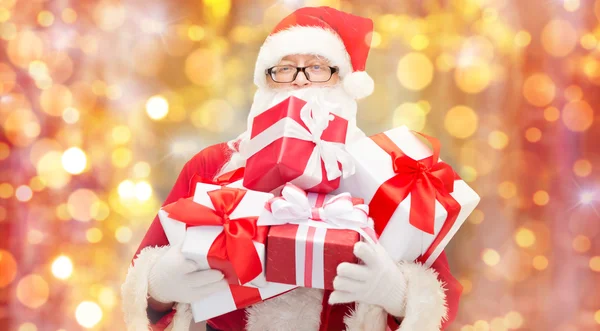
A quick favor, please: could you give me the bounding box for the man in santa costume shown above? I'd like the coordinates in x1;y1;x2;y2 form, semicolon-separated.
122;6;462;331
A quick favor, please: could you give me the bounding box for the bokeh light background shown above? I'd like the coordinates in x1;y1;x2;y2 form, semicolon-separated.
1;0;600;330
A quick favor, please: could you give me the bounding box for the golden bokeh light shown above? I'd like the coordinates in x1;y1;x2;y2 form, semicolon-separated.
533;190;549;206
482;249;500;266
410;34;429;50
543;106;560;122
111;126;131;145
40;84;73;117
0;183;14;199
75;301;103;328
488;130;509;150
62;8;77;24
595;309;600;324
36;151;71;189
458;277;473;295
573;159;592;177
133;162;151;178
93;1;125;31
7;30;43;67
134;181;153;201
37;10;54;27
454;60;492;94
145;95;169;120
185;48;222;87
541;19;577;57
190;99;234;132
564;0;580;12
51;255;73;280
532;255;548;270
504;311;524;329
590;256;600;272
67;189;99;222
118;180;136;199
522;73;555;107
188;25;205;41
397;52;434;91
459;165;477;182
514;30;531;47
98;287;116;308
573;235;591;253
564;85;583;101
393;103;427;131
561;100;594;132
515;228;536;248
111;147;132;168
0;249;17;288
0;62;16;93
62;107;80;124
16;274;49;309
444;106;478;139
525;127;542;143
62;147;87;175
435;53;455;72
4;108;40;147
498;181;517;199
27;230;44;245
90;200;110;221
468;209;484;225
15;185;33;202
115;226;133;243
86;228;103;243
580;33;597;50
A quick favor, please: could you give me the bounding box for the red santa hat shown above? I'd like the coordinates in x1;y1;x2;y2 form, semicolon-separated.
253;6;375;99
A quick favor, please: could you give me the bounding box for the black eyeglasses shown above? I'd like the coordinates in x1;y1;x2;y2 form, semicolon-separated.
266;65;338;83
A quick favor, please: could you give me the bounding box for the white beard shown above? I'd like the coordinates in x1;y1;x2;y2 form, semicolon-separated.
218;85;366;178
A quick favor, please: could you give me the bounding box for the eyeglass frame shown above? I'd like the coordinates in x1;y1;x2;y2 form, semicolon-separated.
265;65;339;83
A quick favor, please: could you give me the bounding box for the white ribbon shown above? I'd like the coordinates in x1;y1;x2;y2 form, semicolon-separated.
243;97;355;185
260;183;376;244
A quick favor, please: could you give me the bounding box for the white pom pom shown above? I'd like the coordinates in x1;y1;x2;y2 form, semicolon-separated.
342;71;374;100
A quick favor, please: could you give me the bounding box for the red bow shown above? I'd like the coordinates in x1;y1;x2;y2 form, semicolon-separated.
369;132;462;262
163;186;266;285
188;167;245;197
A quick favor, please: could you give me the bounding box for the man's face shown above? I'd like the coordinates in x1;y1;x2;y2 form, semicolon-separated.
266;54;340;89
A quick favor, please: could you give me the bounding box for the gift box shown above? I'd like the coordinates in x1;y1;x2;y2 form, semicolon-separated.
259;183;376;290
336;125;481;267
242;96;355;193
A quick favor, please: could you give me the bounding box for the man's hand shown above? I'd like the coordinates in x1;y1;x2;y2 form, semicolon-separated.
329;241;408;317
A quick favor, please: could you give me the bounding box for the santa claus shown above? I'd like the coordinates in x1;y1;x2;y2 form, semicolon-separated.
122;6;462;331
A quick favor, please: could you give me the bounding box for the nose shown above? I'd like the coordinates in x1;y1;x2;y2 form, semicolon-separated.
292;70;311;87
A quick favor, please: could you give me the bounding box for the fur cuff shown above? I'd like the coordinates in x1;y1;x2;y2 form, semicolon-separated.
246;287;324;331
344;261;447;331
121;245;193;331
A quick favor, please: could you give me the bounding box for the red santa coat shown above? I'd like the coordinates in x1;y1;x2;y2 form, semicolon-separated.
121;143;463;331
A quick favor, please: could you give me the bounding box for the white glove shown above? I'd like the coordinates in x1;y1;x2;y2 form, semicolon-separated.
148;242;229;304
329;241;407;317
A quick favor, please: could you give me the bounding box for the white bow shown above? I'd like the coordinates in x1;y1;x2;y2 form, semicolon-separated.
260;183;376;243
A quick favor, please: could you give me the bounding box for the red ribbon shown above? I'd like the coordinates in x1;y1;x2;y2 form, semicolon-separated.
163;186;267;285
369;132;462;262
188;167;245;197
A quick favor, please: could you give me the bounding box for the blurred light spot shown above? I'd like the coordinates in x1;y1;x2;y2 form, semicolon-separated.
543;106;560;122
393;103;426;131
16;274;49;309
62;147;87;174
573;235;591;253
111;125;131;144
460;165;477;182
1;22;17;40
145;95;169;120
514;30;531;47
135;181;152;201
397;52;433;91
525;127;542;143
56;204;71;221
416;100;431;114
27;230;44;245
62;107;80;124
188;25;205;41
541;19;577;57
133;162;151;178
435;53;455;72
564;85;583;101
0;183;14;198
0;250;17;288
490;317;506;331
444;105;478;139
111;147;132;168
504;311;523;329
469;209;484;225
98;287;116;308
106;85;122;100
523;73;555;107
90;201;110;221
473;320;489;331
564;0;580;12
190;99;234;132
562;100;594;132
86;228;103;243
61;8;77;24
40;84;73;116
118;180;135;199
67;189;99;222
7;30;43;67
533;190;549;205
51;255;73;280
15;185;32;202
573;159;592;177
0;63;16;93
515;228;536;247
532;255;548;270
93;1;125;31
5;108;40;146
75;301;103;328
595;309;600;324
115;226;132;243
204;0;231;19
460;326;474;331
37;10;54;27
0;142;9;160
580;33;597;50
454;61;491;94
488;131;508;150
0;8;10;23
185;48;222;87
482;249;500;266
458;277;472;294
410;34;429;50
17;323;36;331
91;80;106;95
590;256;600;272
498;181;517;199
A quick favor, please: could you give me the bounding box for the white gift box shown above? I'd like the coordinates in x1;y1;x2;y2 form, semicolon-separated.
336;126;480;266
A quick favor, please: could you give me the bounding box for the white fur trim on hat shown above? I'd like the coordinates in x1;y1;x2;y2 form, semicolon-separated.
344;260;448;331
254;26;353;88
121;245;193;331
343;71;374;100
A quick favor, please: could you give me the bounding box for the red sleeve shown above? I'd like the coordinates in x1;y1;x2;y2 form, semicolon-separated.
429;251;462;330
130;143;231;330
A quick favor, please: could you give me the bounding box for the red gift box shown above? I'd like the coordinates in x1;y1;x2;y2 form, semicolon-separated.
243;96;352;193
